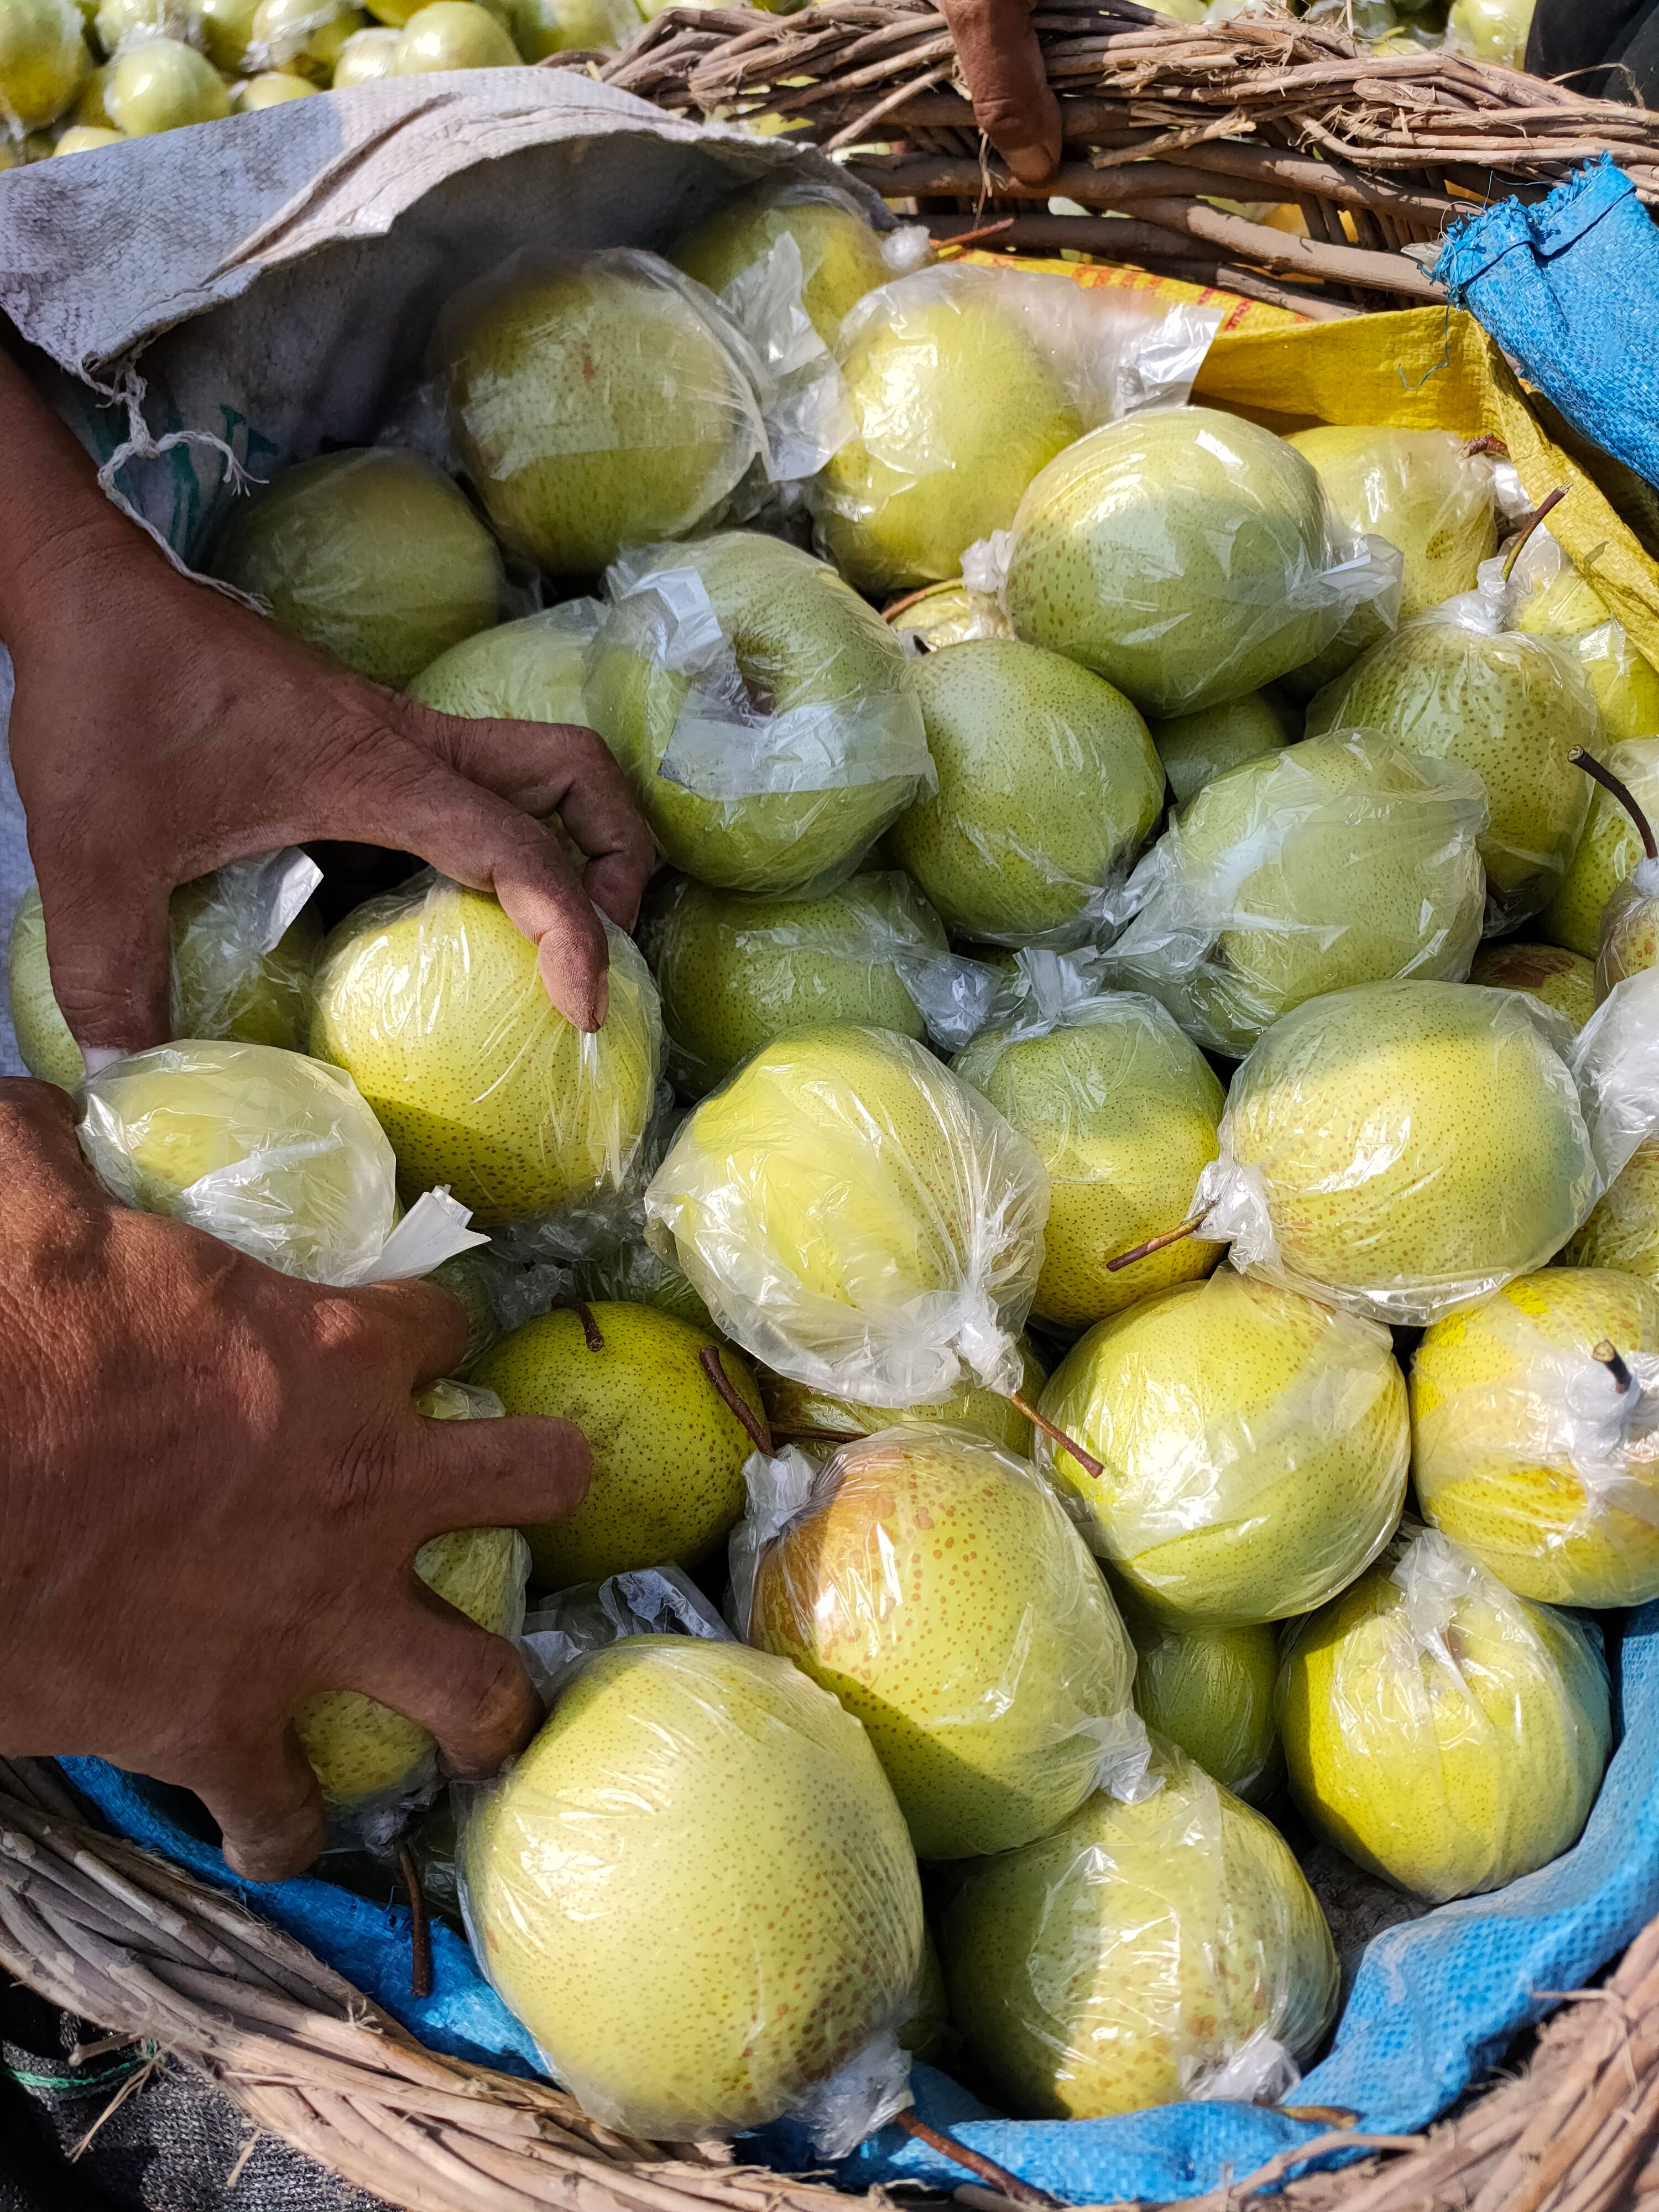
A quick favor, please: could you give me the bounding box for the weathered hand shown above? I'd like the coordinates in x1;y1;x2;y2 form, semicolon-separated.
938;0;1063;186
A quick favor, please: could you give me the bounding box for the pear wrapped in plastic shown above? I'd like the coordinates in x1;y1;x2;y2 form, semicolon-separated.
734;1428;1142;1860
1104;731;1488;1057
1190;981;1598;1328
586;533;932;898
759;1335;1048;1460
1150;692;1288;810
405;597;599;723
1566;969;1659;1286
884;577;1013;651
1125;1605;1283;1807
1277;1524;1611;1902
307;874;662;1245
938;1738;1338;2120
645;1025;1048;1408
1504;523;1659;746
1545;738;1659;957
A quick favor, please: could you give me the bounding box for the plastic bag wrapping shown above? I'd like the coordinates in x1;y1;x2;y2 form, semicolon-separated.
572;1234;716;1332
457;1614;924;2150
886;577;1013;652
810;267;1222;596
1411;1269;1659;1607
77;1039;486;1286
1100;732;1488;1057
1596;860;1659;998
640;870;995;1097
405;597;602;721
1124;1603;1283;1807
1277;1523;1612;1903
937;1736;1339;2120
983;405;1400;718
732;1426;1142;1859
519;1561;729;1704
760;1334;1048;1462
1545;738;1659;957
1571;967;1659;1191
295;1380;530;1853
950;958;1226;1331
585;532;932;897
307;871;663;1251
644;1024;1049;1407
1035;1269;1408;1627
1491;524;1659;745
1192;980;1599;1328
1285;426;1500;627
438;249;770;579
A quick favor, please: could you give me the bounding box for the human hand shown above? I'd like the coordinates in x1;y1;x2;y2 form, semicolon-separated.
938;0;1062;186
0;1080;589;1881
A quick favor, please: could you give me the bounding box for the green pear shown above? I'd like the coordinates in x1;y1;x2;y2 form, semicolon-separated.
813;267;1086;595
1571;1130;1659;1282
1107;731;1488;1056
898;1929;951;2065
645;1023;1047;1408
92;0;192;53
574;1237;714;1332
1004;409;1349;716
461;1636;923;2138
474;1301;764;1587
308;877;661;1228
1411;1268;1659;1608
938;1739;1337;2119
234;65;315;100
759;1334;1047;1458
671;175;901;347
749;1425;1136;1858
1211;981;1597;1322
392;0;515;64
1123;1600;1282;1805
51;115;119;140
510;0;635;51
211;447;503;687
586;531;926;896
442;252;761;578
0;0;86;124
250;0;360;73
1469;939;1597;1030
883;577;1011;650
1150;692;1289;810
953;985;1224;1329
1037;1269;1408;1625
1543;738;1659;955
890;640;1163;947
1512;541;1659;745
326;17;394;70
1307;607;1595;927
1287;426;1496;620
103;34;227;127
197;0;255;64
1277;1524;1610;1902
405;600;594;722
1448;0;1535;64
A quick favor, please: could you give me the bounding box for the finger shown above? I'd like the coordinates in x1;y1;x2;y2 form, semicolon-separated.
0;1076;89;1173
939;0;1062;185
351;1588;543;1780
349;1276;472;1391
414;1408;592;1536
190;1724;327;1882
33;860;173;1061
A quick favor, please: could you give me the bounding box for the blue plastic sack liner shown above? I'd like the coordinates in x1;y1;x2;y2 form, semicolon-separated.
61;1595;1659;2205
1433;155;1659;493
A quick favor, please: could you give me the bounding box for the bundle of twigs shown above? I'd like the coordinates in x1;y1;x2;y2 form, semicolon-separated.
598;0;1659;314
4;1751;1659;2212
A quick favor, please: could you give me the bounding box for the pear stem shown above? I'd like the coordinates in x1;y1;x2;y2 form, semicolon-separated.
883;578;969;624
1501;483;1569;582
889;2109;1060;2208
698;1344;773;1457
554;1298;606;1353
932;215;1019;257
1594;1338;1636;1394
770;1426;867;1447
398;1847;432;2002
1570;747;1659;861
1003;1390;1104;1481
1107;1212;1209;1274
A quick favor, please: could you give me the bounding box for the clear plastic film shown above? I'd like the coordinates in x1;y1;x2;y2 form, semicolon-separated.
585;531;932;898
1545;738;1659;957
1489;523;1659;746
951;957;1226;1332
938;1736;1338;2120
885;577;1014;653
760;1334;1050;1462
1565;969;1659;1280
1412;1268;1659;1608
732;1426;1143;1860
405;597;602;722
1194;980;1599;1327
77;1040;486;1286
1036;1268;1408;1627
1122;1600;1284;1808
639;869;995;1098
572;1234;717;1333
986;404;1400;718
645;1023;1048;1407
810;267;1222;597
1101;730;1488;1057
1277;1522;1612;1903
307;871;663;1253
1596;858;1659;1000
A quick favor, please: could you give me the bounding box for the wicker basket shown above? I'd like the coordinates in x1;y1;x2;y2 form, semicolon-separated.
596;0;1659;317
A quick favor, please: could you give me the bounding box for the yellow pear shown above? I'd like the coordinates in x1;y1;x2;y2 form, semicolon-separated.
1286;426;1496;622
1123;1600;1282;1805
392;0;516;65
102;33;228;128
249;0;361;73
1543;738;1659;957
670;174;905;347
327;17;394;70
1469;939;1597;1030
1569;1134;1659;1282
405;600;595;722
234;65;315;100
883;577;1011;651
0;0;88;128
760;1335;1046;1458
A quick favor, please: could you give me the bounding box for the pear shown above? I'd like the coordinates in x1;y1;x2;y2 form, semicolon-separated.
0;0;87;126
249;0;360;73
671;175;903;347
1287;426;1496;622
641;870;952;1097
760;1335;1047;1458
884;577;1011;651
1307;602;1595;928
234;65;315;99
1511;538;1659;745
1200;980;1597;1323
1150;692;1289;810
474;1301;765;1587
308;876;661;1229
91;0;192;55
1570;1134;1659;1283
1543;738;1659;956
645;1024;1048;1408
891;640;1163;948
510;0;636;51
1469;939;1597;1030
198;0;256;64
103;33;228;128
586;532;927;896
405;600;596;723
812;267;1087;596
1107;732;1487;1057
953;982;1224;1329
747;1425;1137;1859
1411;1269;1659;1608
211;448;503;688
327;17;394;70
1568;750;1659;1000
52;116;119;140
938;1740;1338;2119
1277;1525;1610;1901
393;0;513;60
573;1237;715;1332
77;1040;399;1285
441;252;762;578
1037;1269;1407;1625
1003;408;1352;717
296;1379;527;1816
1123;1602;1282;1806
461;1636;923;2138
1448;0;1535;65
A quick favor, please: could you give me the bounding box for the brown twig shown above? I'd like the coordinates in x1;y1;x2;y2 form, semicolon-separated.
1594;1339;1637;1394
698;1344;773;1457
889;2109;1060;2206
1501;483;1570;581
555;1297;606;1352
1107;1212;1209;1274
1003;1390;1104;1481
1571;747;1659;862
931;215;1019;254
397;1848;431;2004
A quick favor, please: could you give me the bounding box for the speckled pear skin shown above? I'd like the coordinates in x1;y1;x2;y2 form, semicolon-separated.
1569;1134;1659;1282
1126;1609;1282;1806
1411;1269;1659;1606
760;1337;1047;1457
1150;693;1288;810
749;1426;1136;1859
461;1637;924;2140
670;185;895;345
405;609;590;725
1598;874;1659;997
473;1301;765;1588
1036;1271;1407;1626
938;1740;1338;2119
1286;426;1496;619
1468;940;1597;1031
1516;555;1659;744
890;640;1164;946
1544;740;1659;955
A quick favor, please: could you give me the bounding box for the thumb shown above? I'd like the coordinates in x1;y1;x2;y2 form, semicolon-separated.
939;0;1062;186
35;864;173;1066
